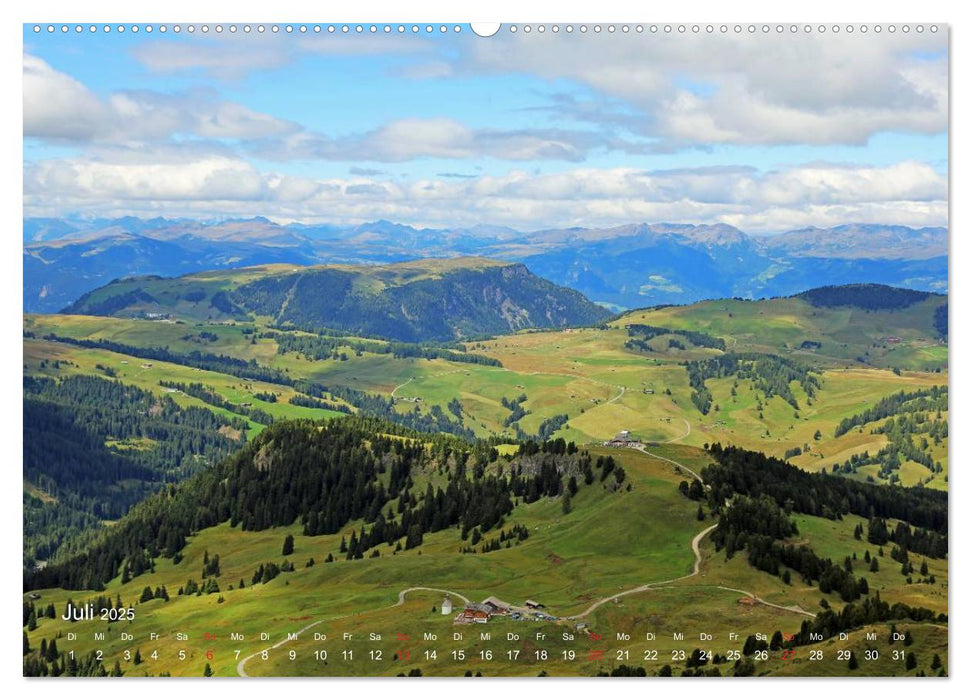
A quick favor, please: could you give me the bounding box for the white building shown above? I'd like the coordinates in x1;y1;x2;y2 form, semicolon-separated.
441;595;452;615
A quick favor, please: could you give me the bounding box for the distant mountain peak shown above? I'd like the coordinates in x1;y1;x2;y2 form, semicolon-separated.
23;216;947;315
62;257;610;343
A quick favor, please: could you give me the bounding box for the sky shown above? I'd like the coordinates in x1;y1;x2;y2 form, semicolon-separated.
22;23;949;233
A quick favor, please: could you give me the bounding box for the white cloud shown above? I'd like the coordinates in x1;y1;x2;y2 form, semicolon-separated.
132;41;292;80
25;53;623;163
655;73;946;147
27;156;267;201
23;54;112;140
121;30;949;151
22;32;950;230
23;154;947;233
755;162;946;206
132;34;434;80
296;34;433;57
467;31;948;147
258;118;606;162
23;54;300;143
25;27;949;162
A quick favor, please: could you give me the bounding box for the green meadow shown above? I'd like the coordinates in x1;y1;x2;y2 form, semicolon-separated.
616;295;947;371
23;337;348;439
24;447;704;676
22;289;948;676
24;306;948;491
24;443;946;676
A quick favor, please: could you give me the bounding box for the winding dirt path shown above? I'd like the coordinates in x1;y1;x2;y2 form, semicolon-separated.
564;528;817;622
563;446;813;623
236;618;326;677
237;411;805;676
603;384;626;405
389;377;414;398
712;586;816;618
666;418;691;443
567;523;718;620
633;444;704;484
396;587;470;606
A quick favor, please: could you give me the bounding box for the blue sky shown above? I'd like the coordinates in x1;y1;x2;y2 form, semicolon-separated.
23;24;948;232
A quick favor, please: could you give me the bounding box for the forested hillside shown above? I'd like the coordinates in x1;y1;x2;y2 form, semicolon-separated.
23;375;247;567
617;283;947;370
696;443;947;604
62;258;612;342
26;417;611;591
795;284;934;310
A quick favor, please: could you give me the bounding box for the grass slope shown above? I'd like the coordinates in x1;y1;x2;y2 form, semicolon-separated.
616;294;947;371
25;309;948;491
24;444;946;677
61;258;611;342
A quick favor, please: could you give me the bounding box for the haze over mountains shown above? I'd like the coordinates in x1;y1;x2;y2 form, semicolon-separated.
24;217;947;314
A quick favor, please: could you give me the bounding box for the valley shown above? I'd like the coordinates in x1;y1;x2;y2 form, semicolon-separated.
22;261;948;677
20;20;952;681
23;275;948;491
24;219;948;315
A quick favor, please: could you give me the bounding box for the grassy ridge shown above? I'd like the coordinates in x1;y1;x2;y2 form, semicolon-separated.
23;447;700;675
61;258;612;342
22;281;949;677
23;445;946;677
615;294;947;371
24;338;347;440
24;307;948;490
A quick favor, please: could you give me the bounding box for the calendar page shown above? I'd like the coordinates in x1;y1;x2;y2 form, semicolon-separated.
22;21;948;679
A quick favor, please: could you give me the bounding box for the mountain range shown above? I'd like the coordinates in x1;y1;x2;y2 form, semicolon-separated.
63;258;611;342
24;217;948;313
